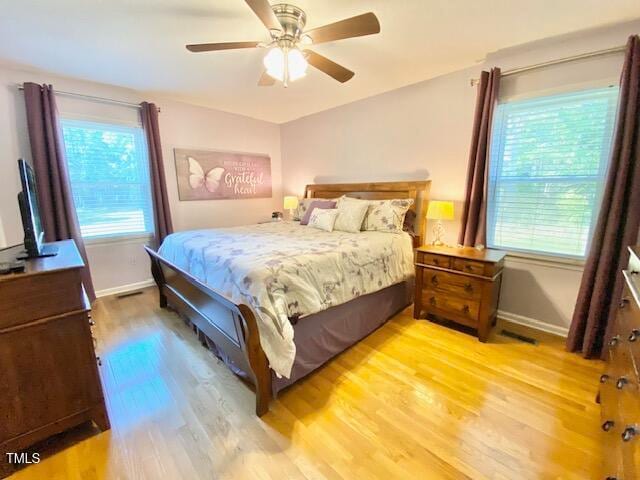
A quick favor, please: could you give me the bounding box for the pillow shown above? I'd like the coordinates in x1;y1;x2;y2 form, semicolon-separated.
364;198;414;233
300;200;336;225
308;208;339;232
295;197;339;220
293;198;313;221
333;201;369;233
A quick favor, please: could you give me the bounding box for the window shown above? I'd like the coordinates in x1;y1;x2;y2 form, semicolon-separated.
61;119;154;239
487;87;619;258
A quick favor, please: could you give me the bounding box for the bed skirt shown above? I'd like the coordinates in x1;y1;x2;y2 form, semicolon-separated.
178;279;413;397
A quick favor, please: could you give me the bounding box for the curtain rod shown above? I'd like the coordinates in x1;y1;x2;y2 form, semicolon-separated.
16;85;160;112
469;45;626;86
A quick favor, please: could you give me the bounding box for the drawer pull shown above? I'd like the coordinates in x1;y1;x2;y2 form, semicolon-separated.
609;335;620;347
620;298;630;309
464;264;473;271
462;305;470;314
602;420;615;432
89;318;96;326
605;477;619;480
429;297;436;306
616;377;629;390
600;374;610;384
464;283;473;293
622;427;637;442
433;258;440;266
431;275;439;286
629;329;640;342
96;355;102;366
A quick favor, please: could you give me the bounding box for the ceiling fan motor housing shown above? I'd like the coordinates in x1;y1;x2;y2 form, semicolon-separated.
271;3;307;42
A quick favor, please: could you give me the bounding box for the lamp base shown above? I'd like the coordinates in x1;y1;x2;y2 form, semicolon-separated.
431;220;446;246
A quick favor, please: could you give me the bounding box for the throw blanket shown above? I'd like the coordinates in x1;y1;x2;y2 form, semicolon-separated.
159;221;414;377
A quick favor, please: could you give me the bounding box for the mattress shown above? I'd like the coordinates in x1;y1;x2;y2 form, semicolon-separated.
158;221;414;378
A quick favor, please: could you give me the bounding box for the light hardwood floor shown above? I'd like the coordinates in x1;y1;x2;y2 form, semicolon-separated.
10;288;603;480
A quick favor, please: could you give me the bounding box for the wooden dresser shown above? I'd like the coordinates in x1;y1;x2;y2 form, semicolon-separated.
601;246;640;479
0;240;109;476
414;245;506;341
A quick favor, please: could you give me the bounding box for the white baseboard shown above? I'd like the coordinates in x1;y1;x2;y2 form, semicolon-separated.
497;310;569;338
95;279;155;298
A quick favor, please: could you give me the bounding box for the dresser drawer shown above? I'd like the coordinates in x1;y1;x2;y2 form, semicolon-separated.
424;269;483;300
452;258;485;276
417;252;450;269
421;291;480;327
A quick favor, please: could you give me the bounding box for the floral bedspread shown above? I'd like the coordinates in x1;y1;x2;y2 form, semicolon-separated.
158;221;414;378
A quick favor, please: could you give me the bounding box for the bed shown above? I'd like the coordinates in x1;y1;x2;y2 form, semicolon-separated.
145;181;430;415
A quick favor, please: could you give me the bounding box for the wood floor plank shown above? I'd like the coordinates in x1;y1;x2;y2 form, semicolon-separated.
9;288;603;479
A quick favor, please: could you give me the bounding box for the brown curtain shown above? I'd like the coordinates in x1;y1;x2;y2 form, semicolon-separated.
458;68;501;247
23;82;96;302
140;102;173;247
567;35;640;357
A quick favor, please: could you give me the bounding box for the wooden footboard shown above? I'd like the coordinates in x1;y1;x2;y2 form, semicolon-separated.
145;246;272;416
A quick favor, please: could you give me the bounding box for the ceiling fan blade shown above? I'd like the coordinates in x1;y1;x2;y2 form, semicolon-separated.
258;70;276;86
245;0;282;32
305;12;380;45
186;41;260;52
305;50;354;83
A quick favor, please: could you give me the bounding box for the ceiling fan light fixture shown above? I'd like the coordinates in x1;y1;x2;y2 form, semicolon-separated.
263;47;308;84
287;48;308;81
263;47;285;81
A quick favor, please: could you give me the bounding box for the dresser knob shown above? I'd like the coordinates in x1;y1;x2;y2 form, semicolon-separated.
96;356;102;366
616;377;629;390
605;476;619;480
462;305;470;314
602;420;615;432
609;335;620;347
464;283;473;292
622;426;637;442
464;265;473;271
600;374;610;383
433;259;439;266
629;329;640;342
89;318;96;326
620;298;630;309
429;297;436;306
431;275;439;286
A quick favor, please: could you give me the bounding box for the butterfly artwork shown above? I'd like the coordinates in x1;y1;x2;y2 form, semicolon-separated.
187;156;225;193
174;148;272;201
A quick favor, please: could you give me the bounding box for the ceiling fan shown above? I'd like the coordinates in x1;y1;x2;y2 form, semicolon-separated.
186;0;381;87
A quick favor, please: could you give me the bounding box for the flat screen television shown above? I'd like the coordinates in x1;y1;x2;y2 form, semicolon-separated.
17;159;57;258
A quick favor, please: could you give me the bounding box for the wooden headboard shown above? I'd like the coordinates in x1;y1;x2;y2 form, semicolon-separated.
304;180;431;247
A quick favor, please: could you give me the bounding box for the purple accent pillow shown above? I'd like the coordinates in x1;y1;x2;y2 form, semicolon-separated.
300;200;337;225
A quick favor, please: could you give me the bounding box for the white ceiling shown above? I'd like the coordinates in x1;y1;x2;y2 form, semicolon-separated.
1;0;638;123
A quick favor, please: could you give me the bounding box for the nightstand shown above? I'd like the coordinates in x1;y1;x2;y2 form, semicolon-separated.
414;245;506;341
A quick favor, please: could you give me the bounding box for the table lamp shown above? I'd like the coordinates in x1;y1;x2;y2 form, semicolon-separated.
283;196;299;219
426;200;454;246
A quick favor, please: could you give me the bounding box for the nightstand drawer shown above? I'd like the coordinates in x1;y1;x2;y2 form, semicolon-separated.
452;258;485;276
421;291;480;326
424;270;482;300
418;252;450;269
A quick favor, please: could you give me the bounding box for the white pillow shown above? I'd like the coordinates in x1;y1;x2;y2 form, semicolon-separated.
308;208;339;232
333;202;369;233
363;199;414;233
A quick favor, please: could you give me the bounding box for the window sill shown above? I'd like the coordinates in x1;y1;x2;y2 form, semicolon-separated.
504;251;585;271
84;233;153;247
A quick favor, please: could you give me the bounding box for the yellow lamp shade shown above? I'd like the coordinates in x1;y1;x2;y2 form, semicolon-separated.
283;196;299;210
426;200;454;220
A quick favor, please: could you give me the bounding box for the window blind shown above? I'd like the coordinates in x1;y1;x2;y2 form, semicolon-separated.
61;119;154;239
487;86;619;258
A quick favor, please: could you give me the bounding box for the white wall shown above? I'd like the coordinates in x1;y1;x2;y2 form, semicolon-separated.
280;21;639;334
0;64;281;295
